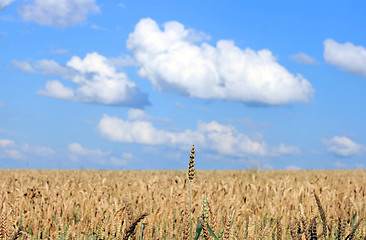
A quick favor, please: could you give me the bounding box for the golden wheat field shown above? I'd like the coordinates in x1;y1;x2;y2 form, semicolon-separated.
0;168;365;240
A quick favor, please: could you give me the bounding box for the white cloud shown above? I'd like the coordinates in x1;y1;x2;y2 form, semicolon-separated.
68;142;107;156
38;80;75;100
17;0;100;27
18;52;149;107
323;136;365;157
13;60;35;73
22;144;55;156
0;0;14;10
4;149;23;159
0;139;15;148
290;52;316;65
127;108;152;121
127;18;314;105
274;143;302;155
110;152;133;167
65;52;148;106
98;113;269;157
0;139;54;161
324;39;366;77
34;59;74;77
0;139;23;159
0;139;24;159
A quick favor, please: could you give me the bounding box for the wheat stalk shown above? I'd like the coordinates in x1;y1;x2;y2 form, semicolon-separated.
188;145;195;240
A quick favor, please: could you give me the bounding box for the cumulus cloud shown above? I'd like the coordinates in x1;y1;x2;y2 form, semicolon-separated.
98;113;280;157
323;136;365;157
13;60;35;73
17;52;149;107
324;39;366;77
68;142;107;156
38;80;75;100
17;0;99;27
127;18;314;105
35;59;73;76
290;52;316;65
0;0;14;10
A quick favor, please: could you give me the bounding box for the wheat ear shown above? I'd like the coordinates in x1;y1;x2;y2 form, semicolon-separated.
188;145;195;240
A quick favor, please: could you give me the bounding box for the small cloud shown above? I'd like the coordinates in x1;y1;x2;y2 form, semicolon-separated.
22;144;55;156
68;142;107;156
290;52;316;65
118;3;126;8
38;80;75;100
4;149;24;159
17;0;100;27
110;152;133;167
0;139;15;148
13;60;35;73
34;59;73;76
354;163;365;169
174;101;186;109
50;48;68;55
274;143;302;155
0;139;24;159
0;31;7;36
127;108;152;121
323;136;365;157
90;24;106;30
0;0;14;10
0;101;3;107
332;161;347;169
324;39;366;77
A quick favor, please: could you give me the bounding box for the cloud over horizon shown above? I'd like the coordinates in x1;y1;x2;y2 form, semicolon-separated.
323;136;365;157
98;111;301;158
127;18;314;105
0;139;56;160
324;39;366;77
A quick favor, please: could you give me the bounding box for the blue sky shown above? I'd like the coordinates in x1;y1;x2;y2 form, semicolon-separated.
1;0;366;170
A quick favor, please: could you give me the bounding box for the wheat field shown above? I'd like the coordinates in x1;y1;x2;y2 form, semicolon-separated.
0;168;365;239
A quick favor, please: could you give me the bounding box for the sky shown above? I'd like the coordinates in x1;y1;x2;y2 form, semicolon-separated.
0;0;366;170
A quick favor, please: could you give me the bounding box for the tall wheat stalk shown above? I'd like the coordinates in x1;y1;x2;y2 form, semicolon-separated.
188;145;195;240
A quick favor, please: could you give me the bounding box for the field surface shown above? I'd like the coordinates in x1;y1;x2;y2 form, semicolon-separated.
0;169;365;239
